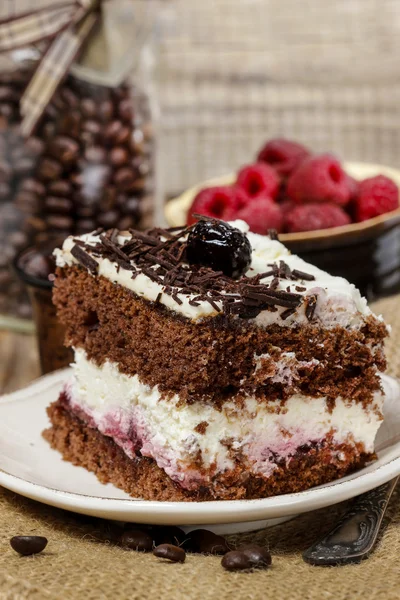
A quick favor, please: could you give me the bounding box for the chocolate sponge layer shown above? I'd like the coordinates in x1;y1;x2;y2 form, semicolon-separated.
53;266;387;405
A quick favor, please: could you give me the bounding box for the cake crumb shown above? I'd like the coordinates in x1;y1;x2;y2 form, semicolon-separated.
194;421;209;435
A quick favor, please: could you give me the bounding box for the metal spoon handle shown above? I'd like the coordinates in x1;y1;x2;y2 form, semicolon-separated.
303;477;398;566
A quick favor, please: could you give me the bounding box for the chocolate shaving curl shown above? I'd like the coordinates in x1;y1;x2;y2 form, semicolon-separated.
71;244;98;275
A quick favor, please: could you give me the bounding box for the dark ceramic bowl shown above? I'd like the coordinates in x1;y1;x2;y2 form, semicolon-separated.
165;162;400;300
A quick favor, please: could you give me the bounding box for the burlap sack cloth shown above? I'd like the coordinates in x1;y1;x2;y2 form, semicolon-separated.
0;295;400;599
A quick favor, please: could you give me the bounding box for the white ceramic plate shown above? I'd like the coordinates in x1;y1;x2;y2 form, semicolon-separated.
1;370;400;534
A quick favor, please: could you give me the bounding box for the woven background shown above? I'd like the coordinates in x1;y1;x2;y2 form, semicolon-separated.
156;0;400;196
0;294;399;599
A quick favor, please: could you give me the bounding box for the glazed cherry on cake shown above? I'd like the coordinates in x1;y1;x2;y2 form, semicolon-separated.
187;138;399;234
186;219;252;278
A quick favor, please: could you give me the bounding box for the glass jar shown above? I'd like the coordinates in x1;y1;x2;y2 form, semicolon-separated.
0;6;156;324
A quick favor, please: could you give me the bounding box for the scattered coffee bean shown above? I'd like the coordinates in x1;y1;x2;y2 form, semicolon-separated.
185;529;230;555
153;526;186;547
221;550;252;572
10;535;48;556
240;544;272;568
120;529;153;552
153;544;186;563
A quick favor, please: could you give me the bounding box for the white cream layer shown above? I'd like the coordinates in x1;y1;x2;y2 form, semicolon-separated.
54;220;378;329
65;350;384;489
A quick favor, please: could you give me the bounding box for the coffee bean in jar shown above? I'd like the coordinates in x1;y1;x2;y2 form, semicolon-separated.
0;68;154;321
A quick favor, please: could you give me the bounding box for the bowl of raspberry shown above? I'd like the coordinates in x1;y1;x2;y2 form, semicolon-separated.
165;139;400;299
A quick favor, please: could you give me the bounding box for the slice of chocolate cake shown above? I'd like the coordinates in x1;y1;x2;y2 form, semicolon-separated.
44;219;389;501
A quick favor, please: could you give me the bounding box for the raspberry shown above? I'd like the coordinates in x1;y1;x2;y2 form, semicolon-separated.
187;186;239;225
279;198;296;217
287;154;351;206
285;203;351;233
237;197;283;234
354;175;399;222
236;163;279;200
346;174;359;201
223;187;249;219
257;138;310;177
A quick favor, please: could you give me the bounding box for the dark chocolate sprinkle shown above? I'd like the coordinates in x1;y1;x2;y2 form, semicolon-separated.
268;229;279;241
99;234;131;263
292;269;316;281
189;299;200;307
258;270;275;280
270;277;280;290
71;244;98;274
280;260;292;279
172;291;183;305
280;307;296;320
305;295;318;321
205;296;221;312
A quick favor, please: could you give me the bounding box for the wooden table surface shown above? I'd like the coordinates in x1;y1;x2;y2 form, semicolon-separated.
0;329;40;395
